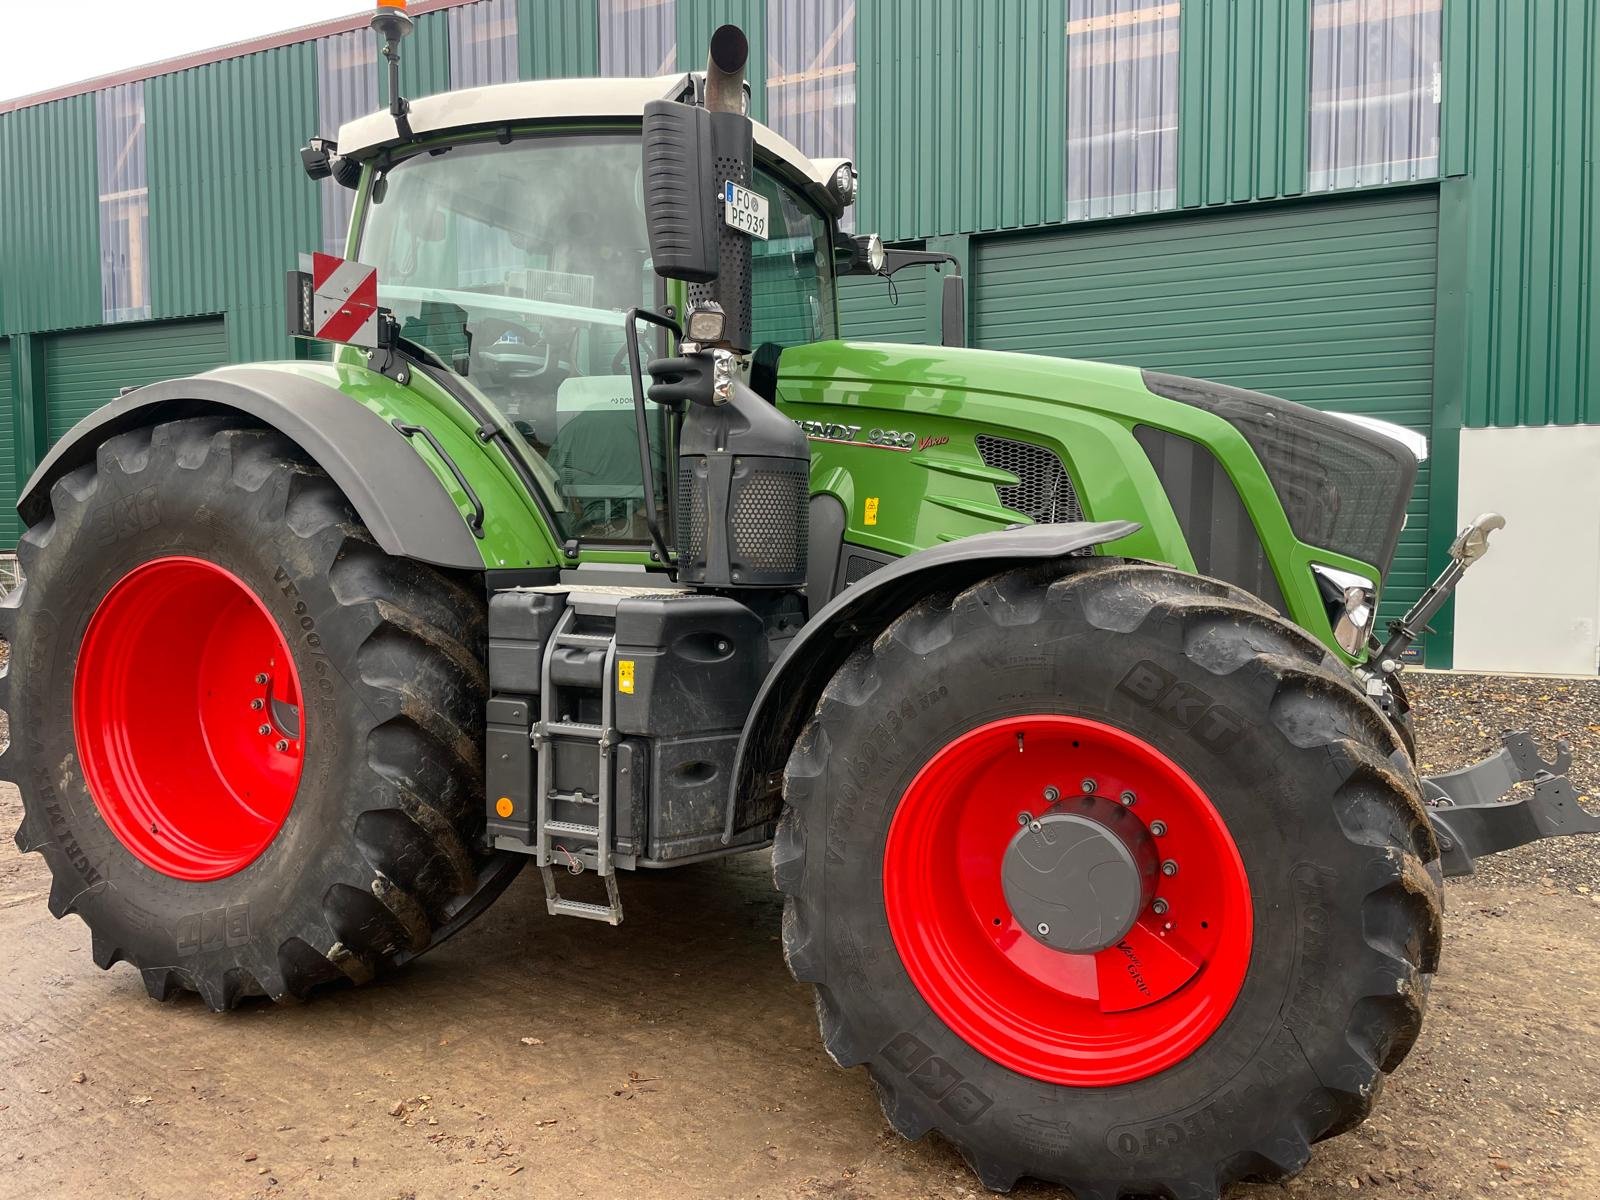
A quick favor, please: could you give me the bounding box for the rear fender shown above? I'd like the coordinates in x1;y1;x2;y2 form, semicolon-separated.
724;519;1141;841
19;365;485;571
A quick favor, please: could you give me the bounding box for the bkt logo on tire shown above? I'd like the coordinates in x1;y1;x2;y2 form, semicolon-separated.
1117;660;1244;752
881;1031;994;1124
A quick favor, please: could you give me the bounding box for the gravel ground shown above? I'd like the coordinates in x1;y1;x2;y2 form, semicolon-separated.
1406;671;1600;892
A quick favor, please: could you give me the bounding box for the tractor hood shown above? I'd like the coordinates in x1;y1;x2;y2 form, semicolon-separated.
776;338;1417;605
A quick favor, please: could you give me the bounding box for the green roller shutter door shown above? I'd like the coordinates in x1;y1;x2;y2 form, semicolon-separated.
0;339;16;548
973;191;1439;645
45;317;230;443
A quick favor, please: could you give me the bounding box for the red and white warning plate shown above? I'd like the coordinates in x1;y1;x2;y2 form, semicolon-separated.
299;252;380;348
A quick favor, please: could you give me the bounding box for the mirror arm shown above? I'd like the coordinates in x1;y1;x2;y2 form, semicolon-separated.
838;246;962;279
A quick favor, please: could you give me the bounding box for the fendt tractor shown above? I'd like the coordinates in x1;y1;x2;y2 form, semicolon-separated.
6;8;1595;1196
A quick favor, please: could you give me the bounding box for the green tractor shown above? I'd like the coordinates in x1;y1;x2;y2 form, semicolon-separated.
5;12;1593;1197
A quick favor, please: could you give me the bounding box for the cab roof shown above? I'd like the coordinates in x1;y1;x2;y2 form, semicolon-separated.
337;72;844;212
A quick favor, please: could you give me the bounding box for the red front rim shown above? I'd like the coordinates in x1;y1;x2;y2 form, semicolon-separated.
882;715;1252;1087
74;556;305;881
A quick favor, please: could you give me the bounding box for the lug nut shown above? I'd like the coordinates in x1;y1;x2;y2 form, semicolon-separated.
1119;790;1136;806
257;724;271;736
1042;786;1060;803
250;698;264;711
1036;922;1050;936
254;673;269;685
1150;820;1168;836
1080;778;1096;795
1152;898;1169;915
1017;811;1033;826
275;739;289;752
1161;859;1179;877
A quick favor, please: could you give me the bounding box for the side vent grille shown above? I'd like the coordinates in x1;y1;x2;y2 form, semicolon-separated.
975;435;1083;524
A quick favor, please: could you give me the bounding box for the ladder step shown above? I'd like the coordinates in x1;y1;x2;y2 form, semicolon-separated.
554;631;614;648
545;720;605;739
544;819;599;838
548;897;623;925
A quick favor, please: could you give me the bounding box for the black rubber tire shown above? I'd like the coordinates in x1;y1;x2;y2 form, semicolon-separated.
775;560;1444;1198
2;417;493;1011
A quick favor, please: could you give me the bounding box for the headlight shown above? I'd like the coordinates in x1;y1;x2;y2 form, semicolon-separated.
830;161;858;207
1312;564;1377;655
862;232;885;273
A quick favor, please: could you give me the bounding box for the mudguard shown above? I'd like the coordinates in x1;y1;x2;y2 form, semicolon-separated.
723;519;1141;841
18;365;484;570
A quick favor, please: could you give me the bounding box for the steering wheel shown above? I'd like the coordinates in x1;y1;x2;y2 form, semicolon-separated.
469;317;553;385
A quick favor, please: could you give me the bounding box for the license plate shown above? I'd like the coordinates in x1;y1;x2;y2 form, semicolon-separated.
723;180;769;240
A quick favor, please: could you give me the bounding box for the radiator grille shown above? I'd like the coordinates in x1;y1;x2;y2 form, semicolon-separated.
975;435;1082;524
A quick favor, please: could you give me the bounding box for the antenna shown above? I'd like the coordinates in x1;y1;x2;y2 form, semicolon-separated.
371;0;415;140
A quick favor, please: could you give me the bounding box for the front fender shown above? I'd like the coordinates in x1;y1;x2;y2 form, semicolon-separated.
19;365;484;571
724;519;1141;841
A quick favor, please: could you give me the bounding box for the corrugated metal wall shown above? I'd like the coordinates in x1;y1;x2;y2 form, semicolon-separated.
1442;0;1599;427
398;9;454;100
1176;0;1308;209
316;30;379;256
519;0;601;78
450;0;521;88
599;0;677;75
146;43;321;363
856;0;1065;240
0;95;102;335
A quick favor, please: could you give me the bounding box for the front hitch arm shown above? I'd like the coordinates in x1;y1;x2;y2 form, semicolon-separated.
1376;512;1506;672
1423;731;1600;876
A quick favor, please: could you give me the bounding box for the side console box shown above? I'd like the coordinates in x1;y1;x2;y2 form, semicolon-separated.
484;585;770;864
615;595;766;859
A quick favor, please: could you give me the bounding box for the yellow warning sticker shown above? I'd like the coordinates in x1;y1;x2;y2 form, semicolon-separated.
618;659;635;694
864;497;880;526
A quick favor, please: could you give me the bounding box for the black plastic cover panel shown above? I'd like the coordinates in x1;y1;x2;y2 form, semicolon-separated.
1134;425;1288;613
1142;370;1415;571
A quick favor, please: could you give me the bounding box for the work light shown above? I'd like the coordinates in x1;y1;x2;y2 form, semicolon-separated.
684;302;727;344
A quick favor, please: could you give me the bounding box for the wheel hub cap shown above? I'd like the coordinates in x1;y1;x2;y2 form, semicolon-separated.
1002;796;1157;954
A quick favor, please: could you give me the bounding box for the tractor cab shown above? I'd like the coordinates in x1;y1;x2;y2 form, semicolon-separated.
326;72;850;547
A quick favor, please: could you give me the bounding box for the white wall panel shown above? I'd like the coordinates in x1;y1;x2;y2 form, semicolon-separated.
1454;425;1600;675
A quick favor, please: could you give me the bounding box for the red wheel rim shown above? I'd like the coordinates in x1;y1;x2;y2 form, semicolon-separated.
882;715;1252;1086
74;556;305;881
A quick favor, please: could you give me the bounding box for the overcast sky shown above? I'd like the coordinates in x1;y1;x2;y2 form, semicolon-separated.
1;0;372;102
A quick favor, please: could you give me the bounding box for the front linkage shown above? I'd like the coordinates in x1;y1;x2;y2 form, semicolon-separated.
1425;731;1600;877
1371;512;1600;875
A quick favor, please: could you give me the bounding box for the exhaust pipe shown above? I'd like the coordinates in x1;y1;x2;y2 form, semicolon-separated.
704;24;749;114
691;25;755;353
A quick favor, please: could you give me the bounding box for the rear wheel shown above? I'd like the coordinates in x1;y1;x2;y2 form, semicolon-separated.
775;560;1443;1196
2;417;498;1010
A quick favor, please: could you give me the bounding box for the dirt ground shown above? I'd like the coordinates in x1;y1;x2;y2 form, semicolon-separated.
2;672;1598;1200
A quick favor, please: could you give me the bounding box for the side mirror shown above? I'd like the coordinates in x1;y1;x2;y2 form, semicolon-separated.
641;100;720;283
941;274;967;348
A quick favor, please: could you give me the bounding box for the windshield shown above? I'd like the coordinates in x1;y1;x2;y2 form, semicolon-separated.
358;132;835;544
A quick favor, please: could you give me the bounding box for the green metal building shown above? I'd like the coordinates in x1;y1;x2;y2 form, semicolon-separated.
1;0;1595;671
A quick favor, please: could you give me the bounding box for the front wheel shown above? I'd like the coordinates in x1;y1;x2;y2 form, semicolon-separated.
775;560;1443;1196
3;417;496;1010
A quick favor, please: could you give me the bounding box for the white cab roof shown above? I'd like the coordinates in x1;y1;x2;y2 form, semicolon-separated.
337;73;834;192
